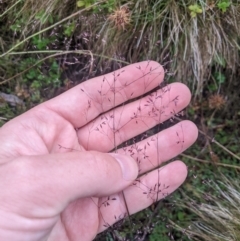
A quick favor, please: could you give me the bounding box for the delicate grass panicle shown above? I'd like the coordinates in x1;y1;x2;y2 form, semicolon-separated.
1;1;240;240
56;61;191;240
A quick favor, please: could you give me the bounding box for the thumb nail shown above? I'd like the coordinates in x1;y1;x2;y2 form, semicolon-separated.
110;153;138;181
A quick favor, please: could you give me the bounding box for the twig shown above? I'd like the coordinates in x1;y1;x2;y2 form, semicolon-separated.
181;153;240;170
211;138;240;161
0;117;8;121
198;128;240;161
0;0;22;18
175;116;240;162
0;50;129;85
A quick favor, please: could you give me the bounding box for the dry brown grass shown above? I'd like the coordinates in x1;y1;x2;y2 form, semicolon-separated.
1;0;240;95
171;176;240;241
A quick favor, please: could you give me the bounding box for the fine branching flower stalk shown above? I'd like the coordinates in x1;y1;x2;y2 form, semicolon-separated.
77;61;189;239
58;61;189;240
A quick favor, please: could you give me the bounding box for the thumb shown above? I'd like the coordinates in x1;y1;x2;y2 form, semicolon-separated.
9;151;138;210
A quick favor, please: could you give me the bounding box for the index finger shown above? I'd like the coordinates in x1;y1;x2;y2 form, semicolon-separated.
44;61;164;128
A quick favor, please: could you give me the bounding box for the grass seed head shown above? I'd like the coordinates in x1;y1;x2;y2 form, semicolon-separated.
108;6;131;30
208;94;226;110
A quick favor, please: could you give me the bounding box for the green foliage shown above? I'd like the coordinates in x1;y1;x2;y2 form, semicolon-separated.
0;103;16;126
214;55;226;68
9;18;25;33
207;70;226;92
77;0;116;13
149;224;170;241
214;71;225;84
64;22;75;37
32;36;51;50
1;55;62;104
27;61;60;103
188;4;203;17
217;0;231;13
206;55;227;91
76;0;96;8
95;0;116;13
35;10;54;24
26;60;61;89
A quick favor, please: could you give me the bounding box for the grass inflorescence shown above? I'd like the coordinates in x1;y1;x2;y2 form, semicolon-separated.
1;1;240;240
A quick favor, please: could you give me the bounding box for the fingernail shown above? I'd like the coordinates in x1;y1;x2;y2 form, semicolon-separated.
110;153;138;181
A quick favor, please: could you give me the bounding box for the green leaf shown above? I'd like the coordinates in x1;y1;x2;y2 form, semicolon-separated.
191;12;197;17
85;2;92;8
77;1;85;7
188;4;202;17
177;211;185;221
217;1;231;12
64;23;75;37
216;72;226;84
188;5;195;11
48;15;53;24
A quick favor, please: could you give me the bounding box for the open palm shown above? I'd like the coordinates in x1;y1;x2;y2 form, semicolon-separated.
0;61;197;241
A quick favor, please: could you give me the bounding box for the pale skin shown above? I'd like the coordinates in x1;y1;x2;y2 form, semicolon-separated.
0;61;198;241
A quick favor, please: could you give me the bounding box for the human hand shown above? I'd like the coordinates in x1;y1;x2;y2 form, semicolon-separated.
0;61;198;241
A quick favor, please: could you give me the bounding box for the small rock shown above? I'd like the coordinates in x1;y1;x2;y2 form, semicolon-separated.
0;92;24;106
